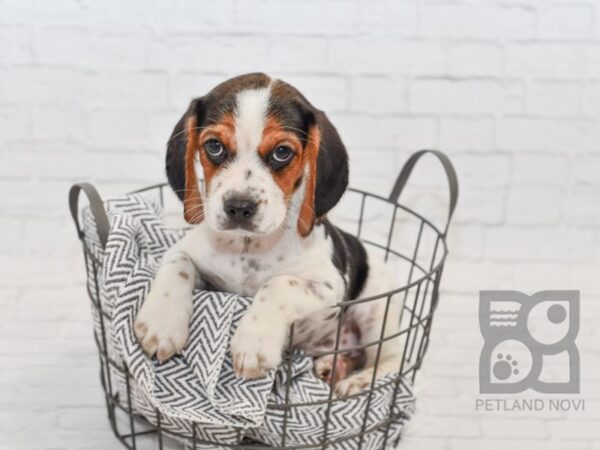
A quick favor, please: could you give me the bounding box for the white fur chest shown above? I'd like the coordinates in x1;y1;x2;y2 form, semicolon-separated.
180;222;344;300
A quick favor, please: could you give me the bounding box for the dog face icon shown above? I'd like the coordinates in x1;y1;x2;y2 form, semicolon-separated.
479;291;579;394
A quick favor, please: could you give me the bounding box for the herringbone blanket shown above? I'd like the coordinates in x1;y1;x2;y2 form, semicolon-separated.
82;193;415;449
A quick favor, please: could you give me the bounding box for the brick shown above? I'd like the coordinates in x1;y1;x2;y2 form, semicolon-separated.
564;187;600;226
452;154;511;188
278;75;349;113
538;4;593;40
0;0;86;25
447;42;504;76
0;105;30;141
547;419;599;440
506;186;562;225
453;188;506;225
421;4;535;39
32;105;87;140
267;37;329;73
506;43;593;78
350;76;407;113
89;110;147;147
442;261;514;293
33;26;94;66
58;408;110;431
167;0;235;31
72;0;172;28
333;114;438;149
440;118;494;152
0;26;31;64
410;79;524;115
329;38;445;75
582;82;600;115
168;73;225;109
572;264;600;295
0;218;24;253
146;35;268;73
3;67;90;105
528;81;581;117
87;73;169;109
447;225;484;261
484;228;596;262
356;1;419;35
514;263;571;291
0;143;162;182
0;180;78;218
235;0;358;34
497;118;600;152
408;415;481;438
573;155;600;186
513;154;569;186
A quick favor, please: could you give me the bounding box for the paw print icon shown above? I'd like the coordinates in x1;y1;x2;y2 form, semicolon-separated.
479;291;579;394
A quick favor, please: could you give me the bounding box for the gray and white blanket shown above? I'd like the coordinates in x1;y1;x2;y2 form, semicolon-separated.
82;193;415;449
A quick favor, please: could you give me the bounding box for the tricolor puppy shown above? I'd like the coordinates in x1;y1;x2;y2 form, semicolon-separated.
134;73;404;396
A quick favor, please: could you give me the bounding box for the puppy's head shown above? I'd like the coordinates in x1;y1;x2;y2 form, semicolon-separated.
166;73;348;237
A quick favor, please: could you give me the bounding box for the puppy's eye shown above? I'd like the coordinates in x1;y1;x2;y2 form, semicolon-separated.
268;146;295;169
204;139;227;163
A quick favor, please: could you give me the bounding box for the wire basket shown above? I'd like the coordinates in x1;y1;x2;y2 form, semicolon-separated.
69;150;458;450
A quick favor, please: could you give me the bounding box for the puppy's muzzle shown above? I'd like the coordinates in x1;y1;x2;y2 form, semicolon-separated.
223;195;258;230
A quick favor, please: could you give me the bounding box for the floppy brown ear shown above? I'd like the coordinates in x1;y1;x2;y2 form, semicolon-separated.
165;98;205;224
297;110;349;236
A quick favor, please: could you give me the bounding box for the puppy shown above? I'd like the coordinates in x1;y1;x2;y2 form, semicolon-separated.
134;73;403;396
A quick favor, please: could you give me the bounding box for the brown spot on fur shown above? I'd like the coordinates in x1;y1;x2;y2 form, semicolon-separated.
324;311;337;321
179;271;189;280
183;117;204;224
297;126;321;237
316;338;334;348
258;116;317;237
348;318;362;341
289;280;298;287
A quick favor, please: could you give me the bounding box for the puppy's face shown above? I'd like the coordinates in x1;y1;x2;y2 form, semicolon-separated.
167;73;349;237
197;85;311;235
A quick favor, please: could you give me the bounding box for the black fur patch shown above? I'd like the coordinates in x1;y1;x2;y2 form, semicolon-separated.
322;220;369;301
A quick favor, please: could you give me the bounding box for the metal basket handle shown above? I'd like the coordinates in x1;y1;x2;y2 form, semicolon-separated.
389;150;459;236
69;183;110;250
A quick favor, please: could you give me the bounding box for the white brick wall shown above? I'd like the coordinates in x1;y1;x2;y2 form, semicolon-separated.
0;0;599;448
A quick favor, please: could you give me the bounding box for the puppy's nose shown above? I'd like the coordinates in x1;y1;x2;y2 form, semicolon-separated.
223;196;257;222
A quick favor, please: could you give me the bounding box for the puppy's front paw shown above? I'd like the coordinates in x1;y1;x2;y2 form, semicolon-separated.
334;372;371;397
314;354;353;385
230;317;285;379
134;292;190;363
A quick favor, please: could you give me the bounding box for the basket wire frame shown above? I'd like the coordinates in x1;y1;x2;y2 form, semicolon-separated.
69;150;457;450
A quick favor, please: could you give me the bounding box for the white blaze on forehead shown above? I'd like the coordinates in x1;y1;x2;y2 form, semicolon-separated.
234;87;271;158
